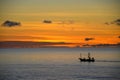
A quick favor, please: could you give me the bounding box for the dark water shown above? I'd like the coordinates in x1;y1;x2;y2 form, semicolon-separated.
0;47;120;80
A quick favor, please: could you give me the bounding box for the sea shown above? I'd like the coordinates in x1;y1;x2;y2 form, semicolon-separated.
0;47;120;80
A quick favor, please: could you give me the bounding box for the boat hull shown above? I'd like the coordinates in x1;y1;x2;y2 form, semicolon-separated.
79;58;95;62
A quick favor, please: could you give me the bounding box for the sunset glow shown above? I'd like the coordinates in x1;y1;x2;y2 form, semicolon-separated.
0;0;120;47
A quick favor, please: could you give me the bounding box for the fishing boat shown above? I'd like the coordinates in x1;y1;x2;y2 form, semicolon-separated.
78;52;95;62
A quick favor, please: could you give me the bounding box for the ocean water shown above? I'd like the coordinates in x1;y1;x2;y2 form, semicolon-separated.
0;47;120;80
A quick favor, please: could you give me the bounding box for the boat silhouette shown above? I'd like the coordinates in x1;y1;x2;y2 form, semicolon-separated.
78;52;95;62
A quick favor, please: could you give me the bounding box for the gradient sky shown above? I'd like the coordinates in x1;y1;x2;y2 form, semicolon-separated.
0;0;120;47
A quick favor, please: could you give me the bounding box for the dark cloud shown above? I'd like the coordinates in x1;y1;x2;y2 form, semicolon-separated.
113;19;120;26
85;38;94;41
105;19;120;26
1;20;21;27
43;20;52;24
118;36;120;38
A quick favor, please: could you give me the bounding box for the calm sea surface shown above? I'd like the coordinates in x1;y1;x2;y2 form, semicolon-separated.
0;47;120;80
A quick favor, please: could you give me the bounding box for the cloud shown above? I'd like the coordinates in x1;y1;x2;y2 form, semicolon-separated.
104;22;109;25
43;20;52;24
113;19;120;26
105;19;120;26
118;36;120;38
0;41;73;48
1;20;21;27
84;38;94;41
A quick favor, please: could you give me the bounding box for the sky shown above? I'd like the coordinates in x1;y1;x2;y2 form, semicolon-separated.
0;0;120;47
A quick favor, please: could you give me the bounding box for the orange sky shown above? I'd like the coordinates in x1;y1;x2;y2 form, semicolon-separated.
0;0;120;47
0;22;120;44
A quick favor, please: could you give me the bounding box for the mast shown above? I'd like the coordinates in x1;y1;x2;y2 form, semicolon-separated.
88;52;90;59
